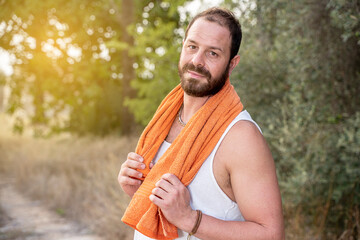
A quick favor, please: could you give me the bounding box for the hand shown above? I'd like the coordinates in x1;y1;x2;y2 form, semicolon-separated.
149;173;197;232
118;152;153;198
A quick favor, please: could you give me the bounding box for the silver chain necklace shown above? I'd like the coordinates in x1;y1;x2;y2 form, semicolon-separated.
177;105;186;127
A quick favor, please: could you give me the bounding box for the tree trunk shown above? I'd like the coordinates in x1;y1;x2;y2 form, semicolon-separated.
119;0;136;135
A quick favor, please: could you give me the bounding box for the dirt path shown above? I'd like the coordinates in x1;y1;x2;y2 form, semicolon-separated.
0;178;103;240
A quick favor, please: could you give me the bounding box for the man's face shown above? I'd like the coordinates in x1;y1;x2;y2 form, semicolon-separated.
178;17;232;97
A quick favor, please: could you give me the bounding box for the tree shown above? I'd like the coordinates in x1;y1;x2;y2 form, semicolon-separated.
232;0;360;238
125;0;189;126
0;0;138;135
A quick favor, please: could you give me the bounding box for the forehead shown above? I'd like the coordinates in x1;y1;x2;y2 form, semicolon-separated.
186;17;231;53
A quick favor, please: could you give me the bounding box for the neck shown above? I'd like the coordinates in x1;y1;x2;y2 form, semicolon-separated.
182;93;211;123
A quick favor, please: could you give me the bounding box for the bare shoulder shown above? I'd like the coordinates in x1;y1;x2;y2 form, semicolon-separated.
219;120;273;168
226;120;263;143
217;119;279;193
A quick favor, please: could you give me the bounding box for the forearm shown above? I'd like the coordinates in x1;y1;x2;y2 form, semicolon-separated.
187;213;284;240
150;174;284;240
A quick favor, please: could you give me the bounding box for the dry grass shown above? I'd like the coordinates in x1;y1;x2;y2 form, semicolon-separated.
0;114;138;240
0;114;327;240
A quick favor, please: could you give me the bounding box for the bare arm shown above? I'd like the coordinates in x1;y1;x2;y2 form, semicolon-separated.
193;121;284;239
150;121;284;240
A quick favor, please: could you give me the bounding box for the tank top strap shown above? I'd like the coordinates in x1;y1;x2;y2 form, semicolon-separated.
211;110;262;154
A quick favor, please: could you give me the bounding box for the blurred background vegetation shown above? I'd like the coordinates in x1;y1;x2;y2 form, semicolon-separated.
0;0;359;239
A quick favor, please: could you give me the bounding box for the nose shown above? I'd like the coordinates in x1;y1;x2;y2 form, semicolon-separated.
192;51;205;67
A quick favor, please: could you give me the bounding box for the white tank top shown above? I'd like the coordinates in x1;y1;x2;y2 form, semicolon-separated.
134;110;262;240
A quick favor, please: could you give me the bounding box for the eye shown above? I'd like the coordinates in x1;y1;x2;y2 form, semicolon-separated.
188;45;196;50
209;51;218;57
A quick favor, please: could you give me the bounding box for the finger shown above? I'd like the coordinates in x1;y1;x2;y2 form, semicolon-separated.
127;152;144;162
149;162;154;169
121;167;143;179
118;175;142;186
156;178;173;191
152;187;168;199
149;194;163;206
122;159;146;170
161;173;182;185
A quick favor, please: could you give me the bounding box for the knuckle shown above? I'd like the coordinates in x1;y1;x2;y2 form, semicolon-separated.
124;168;135;177
167;192;176;201
179;185;186;192
163;173;171;179
136;162;144;169
130;178;139;185
157;179;163;185
156;188;163;195
128;152;142;162
124;177;136;185
118;176;126;184
163;201;170;208
119;167;127;176
175;187;185;196
120;168;136;178
132;170;142;179
149;194;156;203
121;160;131;168
173;190;180;198
117;175;122;184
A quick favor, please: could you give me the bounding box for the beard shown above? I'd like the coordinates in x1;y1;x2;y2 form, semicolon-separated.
178;61;230;97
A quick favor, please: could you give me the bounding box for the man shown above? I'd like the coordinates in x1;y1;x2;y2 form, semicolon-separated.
118;7;284;240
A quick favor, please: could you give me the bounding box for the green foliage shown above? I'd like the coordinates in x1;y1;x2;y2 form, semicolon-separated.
0;0;138;135
234;0;360;238
337;112;360;190
125;0;188;125
0;0;192;134
328;0;360;44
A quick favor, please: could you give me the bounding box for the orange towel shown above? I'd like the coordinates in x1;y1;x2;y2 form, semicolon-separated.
121;79;243;239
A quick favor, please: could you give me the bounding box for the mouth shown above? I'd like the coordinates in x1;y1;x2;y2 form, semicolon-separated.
187;70;206;79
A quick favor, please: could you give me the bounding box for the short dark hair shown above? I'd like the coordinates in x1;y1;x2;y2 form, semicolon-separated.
184;7;242;61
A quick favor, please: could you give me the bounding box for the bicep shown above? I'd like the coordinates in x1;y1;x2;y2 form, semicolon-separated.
226;122;283;228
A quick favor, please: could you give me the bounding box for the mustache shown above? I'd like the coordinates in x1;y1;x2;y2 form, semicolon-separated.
182;63;211;80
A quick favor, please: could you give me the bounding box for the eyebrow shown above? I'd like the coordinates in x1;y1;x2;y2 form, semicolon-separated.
187;39;224;53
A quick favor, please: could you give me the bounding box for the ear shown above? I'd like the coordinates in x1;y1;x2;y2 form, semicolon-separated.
228;55;240;76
